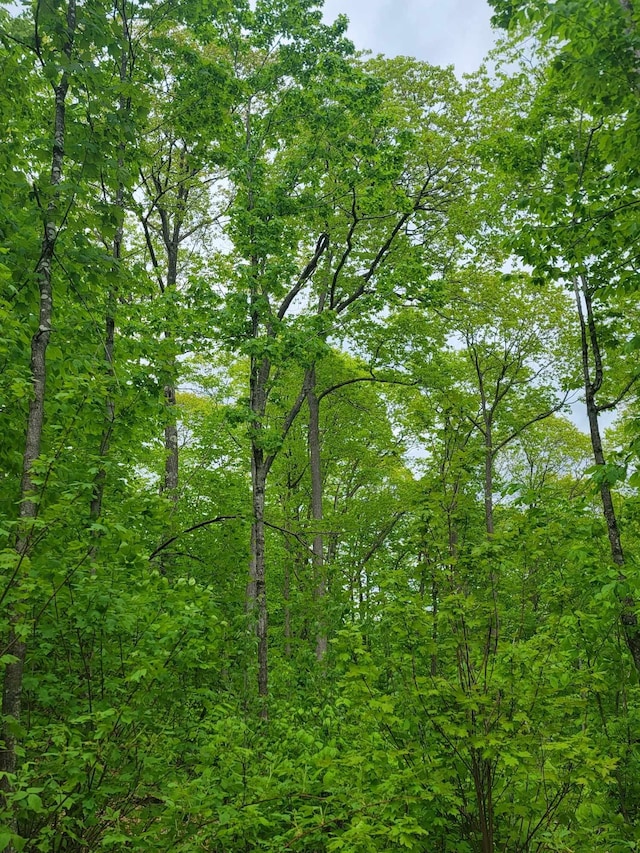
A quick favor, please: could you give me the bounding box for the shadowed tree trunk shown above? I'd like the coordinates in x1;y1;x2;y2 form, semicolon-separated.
248;344;270;702
306;364;327;660
468;340;498;652
1;1;77;841
247;347;308;709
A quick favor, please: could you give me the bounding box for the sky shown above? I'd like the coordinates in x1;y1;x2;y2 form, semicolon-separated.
321;0;498;75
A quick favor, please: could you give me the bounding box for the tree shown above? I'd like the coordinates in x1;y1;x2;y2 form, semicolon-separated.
2;2;78;836
137;20;233;514
473;35;640;674
219;24;471;703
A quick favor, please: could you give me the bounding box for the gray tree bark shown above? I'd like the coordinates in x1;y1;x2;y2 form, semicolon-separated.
1;2;77;842
305;365;327;660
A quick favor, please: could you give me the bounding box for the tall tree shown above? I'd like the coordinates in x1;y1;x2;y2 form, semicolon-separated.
222;45;470;703
138;14;234;517
1;3;78;835
474;38;640;673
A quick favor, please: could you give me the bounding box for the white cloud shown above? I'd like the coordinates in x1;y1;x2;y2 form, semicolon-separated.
322;0;497;74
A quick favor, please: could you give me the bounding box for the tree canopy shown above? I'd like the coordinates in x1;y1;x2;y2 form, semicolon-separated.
1;1;640;851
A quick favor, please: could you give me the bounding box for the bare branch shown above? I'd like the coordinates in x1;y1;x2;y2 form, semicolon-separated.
494;391;571;453
149;516;242;561
597;372;640;413
278;232;329;320
317;373;418;403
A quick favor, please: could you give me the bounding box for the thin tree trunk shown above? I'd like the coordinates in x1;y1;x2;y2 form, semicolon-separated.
142;158;189;510
483;422;494;537
160;241;180;504
483;415;499;654
471;346;499;652
249;342;271;707
90;302;117;531
89;190;124;552
252;451;269;705
306;365;327;660
283;560;291;658
162;373;179;500
1;1;76;838
472;752;495;853
243;95;271;705
431;567;439;677
574;276;640;672
140;184;185;575
245;309;309;706
90;13;131;547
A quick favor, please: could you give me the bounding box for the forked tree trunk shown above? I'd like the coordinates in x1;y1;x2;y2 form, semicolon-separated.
472;751;495;853
1;1;77;839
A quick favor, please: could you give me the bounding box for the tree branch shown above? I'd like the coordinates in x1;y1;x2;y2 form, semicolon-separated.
494;392;571;453
317;372;418;403
278;233;329;320
149;516;242;561
597;372;640;412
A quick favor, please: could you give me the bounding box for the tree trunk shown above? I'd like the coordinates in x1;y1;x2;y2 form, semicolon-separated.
283;560;292;658
90;20;131;548
248;347;271;708
160;240;180;504
90;194;123;554
472;752;495;853
162;374;179;500
574;276;640;672
431;565;439;677
306;365;327;660
252;450;269;705
142;158;189;514
483;416;499;654
483;421;495;537
89;306;116;530
161;242;180;501
1;1;76;839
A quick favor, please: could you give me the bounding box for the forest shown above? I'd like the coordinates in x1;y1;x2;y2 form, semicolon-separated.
1;0;640;850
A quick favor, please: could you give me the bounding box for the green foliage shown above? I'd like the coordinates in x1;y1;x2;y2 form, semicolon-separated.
2;0;640;851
